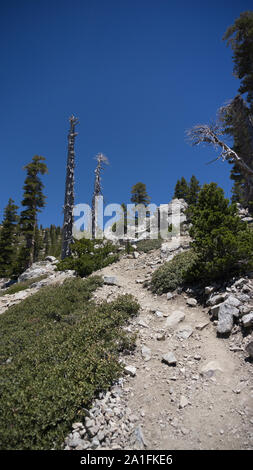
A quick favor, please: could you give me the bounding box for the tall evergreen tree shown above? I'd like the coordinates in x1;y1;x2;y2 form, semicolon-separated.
18;155;48;271
186;183;253;282
223;11;253;111
222;13;253;212
34;224;44;262
188;175;201;205
173;177;189;201
0;198;19;277
131;182;151;206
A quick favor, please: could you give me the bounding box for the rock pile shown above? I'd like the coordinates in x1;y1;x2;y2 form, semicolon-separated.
64;379;146;451
204;276;253;357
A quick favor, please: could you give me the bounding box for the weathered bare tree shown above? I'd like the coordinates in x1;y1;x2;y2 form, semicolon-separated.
187;95;253;202
92;153;109;239
61;115;79;259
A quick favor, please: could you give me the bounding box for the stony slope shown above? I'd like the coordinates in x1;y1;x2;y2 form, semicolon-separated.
77;249;253;450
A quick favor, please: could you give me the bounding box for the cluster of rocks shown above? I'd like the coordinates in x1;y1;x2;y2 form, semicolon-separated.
204;277;253;357
64;379;146;451
236;203;253;225
17;256;59;282
0;256;75;315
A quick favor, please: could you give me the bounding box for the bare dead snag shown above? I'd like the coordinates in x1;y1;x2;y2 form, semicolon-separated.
61;115;79;259
92;153;109;239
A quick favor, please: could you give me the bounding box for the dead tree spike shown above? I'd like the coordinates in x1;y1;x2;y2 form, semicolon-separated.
92;153;109;239
61;115;79;259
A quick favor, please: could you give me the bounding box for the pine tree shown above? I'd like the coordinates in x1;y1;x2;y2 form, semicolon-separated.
44;229;50;257
131;182;151;206
188;175;201;205
34;224;44;262
173;177;189;201
223;11;253;111
18;155;48;271
0;198;19;277
186;183;253;282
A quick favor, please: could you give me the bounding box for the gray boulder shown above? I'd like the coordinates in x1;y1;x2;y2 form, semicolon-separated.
217;303;239;335
241;312;253;328
18;261;56;283
103;276;118;286
245;341;253;358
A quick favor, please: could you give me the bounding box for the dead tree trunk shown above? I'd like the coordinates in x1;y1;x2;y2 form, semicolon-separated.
92;153;108;239
61;115;79;259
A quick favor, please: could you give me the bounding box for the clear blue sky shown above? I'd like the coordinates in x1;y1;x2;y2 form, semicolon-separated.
0;0;251;227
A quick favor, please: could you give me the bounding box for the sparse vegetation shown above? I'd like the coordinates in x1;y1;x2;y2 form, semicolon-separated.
0;276;139;449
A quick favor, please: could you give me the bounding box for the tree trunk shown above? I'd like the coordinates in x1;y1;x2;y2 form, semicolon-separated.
61;115;78;259
92;153;108;239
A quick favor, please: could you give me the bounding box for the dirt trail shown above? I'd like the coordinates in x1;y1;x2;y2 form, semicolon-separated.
95;250;253;450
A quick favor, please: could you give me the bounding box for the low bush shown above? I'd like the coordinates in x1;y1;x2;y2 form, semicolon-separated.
185;183;253;283
57;238;119;277
136;238;162;253
0;276;139;449
0;275;48;296
151;250;197;294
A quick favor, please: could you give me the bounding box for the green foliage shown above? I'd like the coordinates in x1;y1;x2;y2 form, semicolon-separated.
136;237;162;253
57;238;119;277
173;175;200;206
18;155;48;271
223;11;253;110
151;250;197;294
0;198;19;277
188;175;201;206
0;275;48;297
131;182;151;207
173;177;189;201
222;13;253;212
185;183;253;283
0;276;139;449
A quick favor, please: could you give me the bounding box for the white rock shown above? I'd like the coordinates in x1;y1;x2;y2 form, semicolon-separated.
187;298;197;307
176;325;193;339
124;365;136;377
179;396;188;409
200;360;223;378
241;312;253;328
165;310;185;328
162;352;177;366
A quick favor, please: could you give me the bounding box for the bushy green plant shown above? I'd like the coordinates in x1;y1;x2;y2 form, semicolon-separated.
151;250;197;294
136;238;162;253
57;238;119;277
185;183;253;283
0;276;139;449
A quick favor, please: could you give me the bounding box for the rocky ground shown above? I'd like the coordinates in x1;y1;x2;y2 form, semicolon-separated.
63;249;253;451
1;245;252;450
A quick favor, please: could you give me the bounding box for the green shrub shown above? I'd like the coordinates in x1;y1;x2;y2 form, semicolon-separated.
151;250;197;294
0;275;48;297
57;238;119;277
136;238;162;253
0;276;139;449
185;183;253;283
